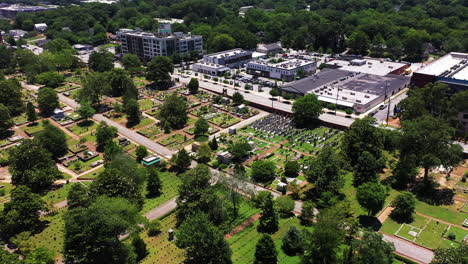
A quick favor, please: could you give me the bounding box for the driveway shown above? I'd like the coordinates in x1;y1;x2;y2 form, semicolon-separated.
383;234;434;264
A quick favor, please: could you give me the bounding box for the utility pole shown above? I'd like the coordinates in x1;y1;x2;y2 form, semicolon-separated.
386;83;391;125
335;85;339;115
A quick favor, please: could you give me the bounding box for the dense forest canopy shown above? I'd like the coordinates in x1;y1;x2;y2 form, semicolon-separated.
2;0;467;61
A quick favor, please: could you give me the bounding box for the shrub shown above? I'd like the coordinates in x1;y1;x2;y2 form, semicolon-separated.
147;220;161;236
0;189;5;196
447;232;456;240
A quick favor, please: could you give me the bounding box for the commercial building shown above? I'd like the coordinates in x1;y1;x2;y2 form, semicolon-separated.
239;6;254;16
246;58;317;81
117;29;203;61
192;48;252;76
0;4;57;19
281;68;410;112
326;58;409;76
412;52;468;90
7;29;27;39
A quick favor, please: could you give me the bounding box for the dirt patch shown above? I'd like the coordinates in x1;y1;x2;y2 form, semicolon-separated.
225;213;261;239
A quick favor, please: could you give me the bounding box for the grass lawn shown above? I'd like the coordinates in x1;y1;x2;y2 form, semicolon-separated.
13;114;28;125
138;99;159;111
30;209;66;259
141;171;181;214
70;156;102;174
140;213;185;264
67;138;87;153
228;216;313;264
415;200;467;226
67;120;98;136
138;125;162;139
0;183;14;203
80;133;97;145
21;122;46;136
208;113;240;128
77;166;105;180
157;133;188;146
129;117;155;130
42;184;73;206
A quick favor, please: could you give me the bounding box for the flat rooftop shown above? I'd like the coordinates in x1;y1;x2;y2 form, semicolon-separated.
0;4;56;11
416;52;468;81
154;18;184;24
283;69;409;106
249;58;314;70
326;59;407;76
117;29;201;40
206;49;251;59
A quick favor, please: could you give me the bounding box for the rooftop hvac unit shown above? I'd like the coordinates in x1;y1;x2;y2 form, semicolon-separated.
364;95;370;98
356;100;361;103
342;97;347;100
350;92;355;95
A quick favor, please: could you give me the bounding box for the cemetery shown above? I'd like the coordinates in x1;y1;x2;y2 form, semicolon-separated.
67;120;99;136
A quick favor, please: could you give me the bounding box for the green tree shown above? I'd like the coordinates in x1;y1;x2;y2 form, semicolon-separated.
135;145;148;163
282;226;304;256
431;244;467;264
37;88;59;116
356;182;388;215
0;186;46;239
146;167;162;198
91;168;144;210
88;50;114;72
251;160;276;185
44;38;72;53
194;117;209;137
258;192;279;234
35;120;68;158
96;121;118;151
390;191;416;223
172;148;191;172
131;235;148;262
232;91;244;105
284;160;300;178
302;207;346;264
158;93;188;129
36;71;65;88
121;54;142;73
77;102;96;121
352;231;395;264
188;78;199;94
8;140;62;192
124;99;140;126
0;79;23;116
67;183;91;209
276;196;295;217
254;234;277;264
209;136;219;150
109;68;137;98
210;34;236;52
26;102;37;123
400;115;463;182
146;56;174;89
227;141;252;162
299;201;315;226
353;151;380;186
196;143;212;163
0;103;13;135
24;247;55;264
348;31;371;55
306;146;344;194
79;72;110;105
63;197;140;264
342;116;384;167
176;213;232;264
292;94;322;128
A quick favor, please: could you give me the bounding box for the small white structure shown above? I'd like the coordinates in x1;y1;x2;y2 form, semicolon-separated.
277;182;288;192
350;59;366;66
217;151;233;164
53;108;65;119
34;23;47;32
408;230;418;237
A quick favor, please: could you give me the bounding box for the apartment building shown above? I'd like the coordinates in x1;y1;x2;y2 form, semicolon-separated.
117;29;203;61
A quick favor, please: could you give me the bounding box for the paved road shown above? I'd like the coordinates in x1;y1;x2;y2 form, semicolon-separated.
373;92;407;123
144;197;177;221
58;94;175;159
176;75;354;128
383;234;434;264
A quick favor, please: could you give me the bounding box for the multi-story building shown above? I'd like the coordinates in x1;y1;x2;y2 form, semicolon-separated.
192;48;252;76
246;58;317;81
117;29;203;61
0;4;57;19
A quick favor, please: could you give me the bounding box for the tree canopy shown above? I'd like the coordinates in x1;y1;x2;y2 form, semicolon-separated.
292;94;322;128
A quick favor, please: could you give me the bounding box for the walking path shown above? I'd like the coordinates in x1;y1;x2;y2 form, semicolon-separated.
225;213;261;239
143;197;177;221
382;234;434;264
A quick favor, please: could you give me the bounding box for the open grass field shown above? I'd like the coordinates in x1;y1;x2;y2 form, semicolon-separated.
129;117;155;130
228;216;313;264
42;184;73;206
30;209;66;259
138;125;162;139
67;120;98;136
208;113;240;128
69;156;102;174
141;172;181;214
138;99;160;111
77;166;105;179
140;213;185;264
21;121;46;136
415;200;467;227
157;133;188;146
67;138;87;153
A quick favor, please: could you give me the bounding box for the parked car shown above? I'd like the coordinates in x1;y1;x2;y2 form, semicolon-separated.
379;104;387;110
